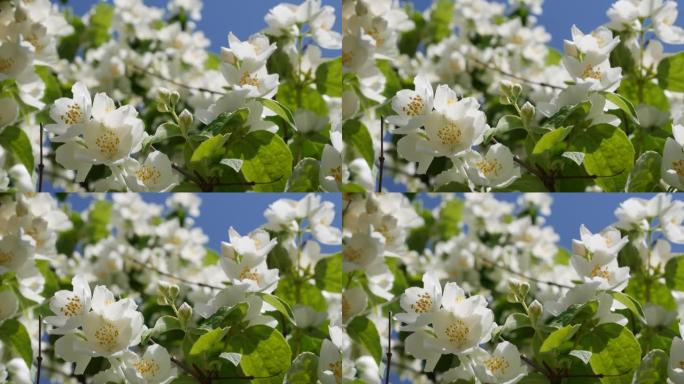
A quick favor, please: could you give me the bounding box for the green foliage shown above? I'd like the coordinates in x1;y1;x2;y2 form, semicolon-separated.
633;349;669;384
226;131;293;192
342;119;374;167
427;0;455;43
286;352;319;384
0;319;33;366
314;254;343;293
315;58;342;97
665;255;684;290
657;51;684;91
286;158;320;192
578;323;641;384
540;324;580;354
436;199;463;239
276;81;328;116
225;325;292;384
0;126;34;174
347;317;382;364
570;124;635;192
626;151;662;192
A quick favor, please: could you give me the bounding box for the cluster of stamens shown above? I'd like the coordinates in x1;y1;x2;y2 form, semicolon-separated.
410;292;433;313
445;319;470;347
484;356;510;375
95;130;121;158
134;359;160;377
402;95;425;117
437;119;462;146
60;295;83;317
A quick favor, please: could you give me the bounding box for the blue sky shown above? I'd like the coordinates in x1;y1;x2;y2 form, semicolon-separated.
417;192;684;250
62;193;341;252
409;0;684;50
67;0;341;53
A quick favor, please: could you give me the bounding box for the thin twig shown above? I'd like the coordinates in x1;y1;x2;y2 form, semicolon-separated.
377;116;385;193
470;57;565;90
35;316;43;384
520;354;547;376
130;65;227;96
38;124;44;193
384;311;392;384
480;257;573;289
128;258;223;290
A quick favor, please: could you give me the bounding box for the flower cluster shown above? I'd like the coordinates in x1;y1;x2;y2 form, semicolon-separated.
342;0;684;192
342;193;684;383
0;193;342;383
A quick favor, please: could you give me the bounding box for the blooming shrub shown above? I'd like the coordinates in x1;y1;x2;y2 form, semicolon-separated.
342;193;684;383
342;0;684;192
0;193;343;383
0;0;342;192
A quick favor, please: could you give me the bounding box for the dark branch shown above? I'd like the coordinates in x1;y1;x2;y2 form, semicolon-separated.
470;57;565;90
38;124;45;193
384;311;392;384
130;65;227;96
128;258;223;290
35;316;43;384
378;116;385;193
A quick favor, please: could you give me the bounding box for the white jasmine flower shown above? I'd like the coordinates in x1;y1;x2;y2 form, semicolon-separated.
122;344;175;384
45;275;92;334
472;342;527;384
464;144;521;189
0;290;18;323
0;97;18;129
124;151;176;192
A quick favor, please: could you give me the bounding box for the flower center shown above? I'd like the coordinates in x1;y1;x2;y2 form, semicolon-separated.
328;360;342;379
437;119;462;146
410;292;432;313
485;356;510;375
0;250;12;266
366;27;385;46
511;34;523;45
673;160;684;177
95;129;121;158
476;159;502;177
239;267;261;283
61;103;83;125
26;34;44;52
402;95;425;117
331;166;342;183
136;165;161;186
61;295;83;317
590;264;610;280
0;57;15;73
343;246;362;263
239;72;260;87
94;321;120;351
445;319;470;347
581;65;602;80
134;358;160;378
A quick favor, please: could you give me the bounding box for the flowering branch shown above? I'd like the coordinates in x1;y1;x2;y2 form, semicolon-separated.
377;116;386;193
38;123;44;193
480;256;573;289
129;65;227;96
469;56;565;90
35;316;43;384
384;311;392;384
127;257;223;290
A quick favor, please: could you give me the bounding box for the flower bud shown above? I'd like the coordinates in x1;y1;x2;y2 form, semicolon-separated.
500;80;513;96
521;102;536;123
178;302;193;323
179;109;193;130
157;87;172;103
528;299;543;322
510;83;523;98
499;95;512;105
169;90;181;106
157;296;170;306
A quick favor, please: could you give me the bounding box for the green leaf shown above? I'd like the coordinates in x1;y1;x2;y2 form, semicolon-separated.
0;319;33;366
286;158;320;192
342;119;374;167
315;57;342;97
657;51;684;91
190;134;228;171
626;151;661;192
0;126;34;173
347;317;382;364
226;131;293;192
258;98;296;130
146;122;182;146
286;352;319;384
571;124;635;192
314;254;342;293
149;316;182;338
86;200;112;242
276;81;328;116
204;53;220;70
569;350;592;364
626;276;676;310
610;292;646;324
436;199;463;239
546;47;562;65
602;92;638;123
633;349;668;384
189;327;228;356
578;323;641;384
220;158;243;173
486;115;524;141
225;325;291;384
35;65;62;104
219;352;241;366
540;324;580;353
619;77;670;111
257;293;296;324
502;313;532;333
665;256;684;290
275;280;327;312
540;102;589;131
427;0;454;43
203;302;249;329
376;59;403;99
205;108;249;135
87;3;114;48
532;126;572;157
